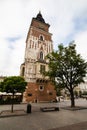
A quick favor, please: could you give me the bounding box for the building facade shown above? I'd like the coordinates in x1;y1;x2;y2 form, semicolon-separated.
20;12;56;102
79;77;87;93
0;76;5;82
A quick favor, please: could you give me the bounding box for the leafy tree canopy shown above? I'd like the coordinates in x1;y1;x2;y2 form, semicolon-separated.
0;76;27;93
46;43;87;89
45;43;87;107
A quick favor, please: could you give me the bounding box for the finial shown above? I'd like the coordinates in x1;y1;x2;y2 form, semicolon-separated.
39;10;41;14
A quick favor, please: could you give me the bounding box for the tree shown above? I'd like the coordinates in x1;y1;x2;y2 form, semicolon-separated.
0;76;27;112
45;43;87;107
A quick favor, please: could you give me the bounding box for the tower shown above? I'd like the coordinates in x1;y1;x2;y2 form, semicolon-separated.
20;12;56;102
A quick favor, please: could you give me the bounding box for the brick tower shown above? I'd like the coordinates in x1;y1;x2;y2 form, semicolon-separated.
20;12;56;102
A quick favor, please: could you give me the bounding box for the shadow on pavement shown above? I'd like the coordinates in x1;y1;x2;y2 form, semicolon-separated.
49;121;87;130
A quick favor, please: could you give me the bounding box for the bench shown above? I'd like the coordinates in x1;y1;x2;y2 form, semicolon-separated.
40;107;59;112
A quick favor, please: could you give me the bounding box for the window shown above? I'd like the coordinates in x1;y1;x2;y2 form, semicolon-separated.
21;67;25;76
39;86;44;91
40;51;43;60
40;35;43;41
49;92;53;95
28;93;32;96
40;65;45;73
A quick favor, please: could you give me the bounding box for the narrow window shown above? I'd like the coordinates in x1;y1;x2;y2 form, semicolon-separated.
21;67;25;76
40;35;43;41
40;65;45;73
40;51;43;60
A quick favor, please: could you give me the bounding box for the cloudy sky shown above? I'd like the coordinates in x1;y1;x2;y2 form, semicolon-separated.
0;0;87;76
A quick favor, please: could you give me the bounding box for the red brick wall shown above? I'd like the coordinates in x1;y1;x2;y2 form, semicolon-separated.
31;19;49;32
24;81;56;103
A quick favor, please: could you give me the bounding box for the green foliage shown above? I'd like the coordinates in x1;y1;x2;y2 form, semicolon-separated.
0;76;27;112
0;76;27;93
46;43;87;107
46;43;87;89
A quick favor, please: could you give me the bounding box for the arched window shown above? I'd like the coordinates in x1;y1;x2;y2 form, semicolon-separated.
40;35;43;41
21;67;25;76
39;86;44;91
40;51;43;60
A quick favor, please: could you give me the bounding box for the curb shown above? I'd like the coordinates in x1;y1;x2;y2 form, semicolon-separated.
0;110;28;118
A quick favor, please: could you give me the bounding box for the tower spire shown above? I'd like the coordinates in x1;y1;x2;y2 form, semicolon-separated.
39;10;41;14
35;11;45;23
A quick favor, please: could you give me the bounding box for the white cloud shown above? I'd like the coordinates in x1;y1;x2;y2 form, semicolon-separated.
0;0;87;76
75;31;87;60
0;37;25;76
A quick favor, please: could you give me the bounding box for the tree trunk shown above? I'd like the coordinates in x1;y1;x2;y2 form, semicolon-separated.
11;93;14;113
70;89;75;107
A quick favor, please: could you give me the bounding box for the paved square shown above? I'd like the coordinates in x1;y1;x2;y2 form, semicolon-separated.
0;99;87;130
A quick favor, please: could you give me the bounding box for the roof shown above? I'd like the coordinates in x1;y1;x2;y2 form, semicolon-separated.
35;11;45;23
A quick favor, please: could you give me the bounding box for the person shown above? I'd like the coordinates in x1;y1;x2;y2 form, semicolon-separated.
56;96;59;102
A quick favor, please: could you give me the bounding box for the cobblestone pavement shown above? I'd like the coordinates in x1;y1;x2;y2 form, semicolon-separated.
0;99;87;130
